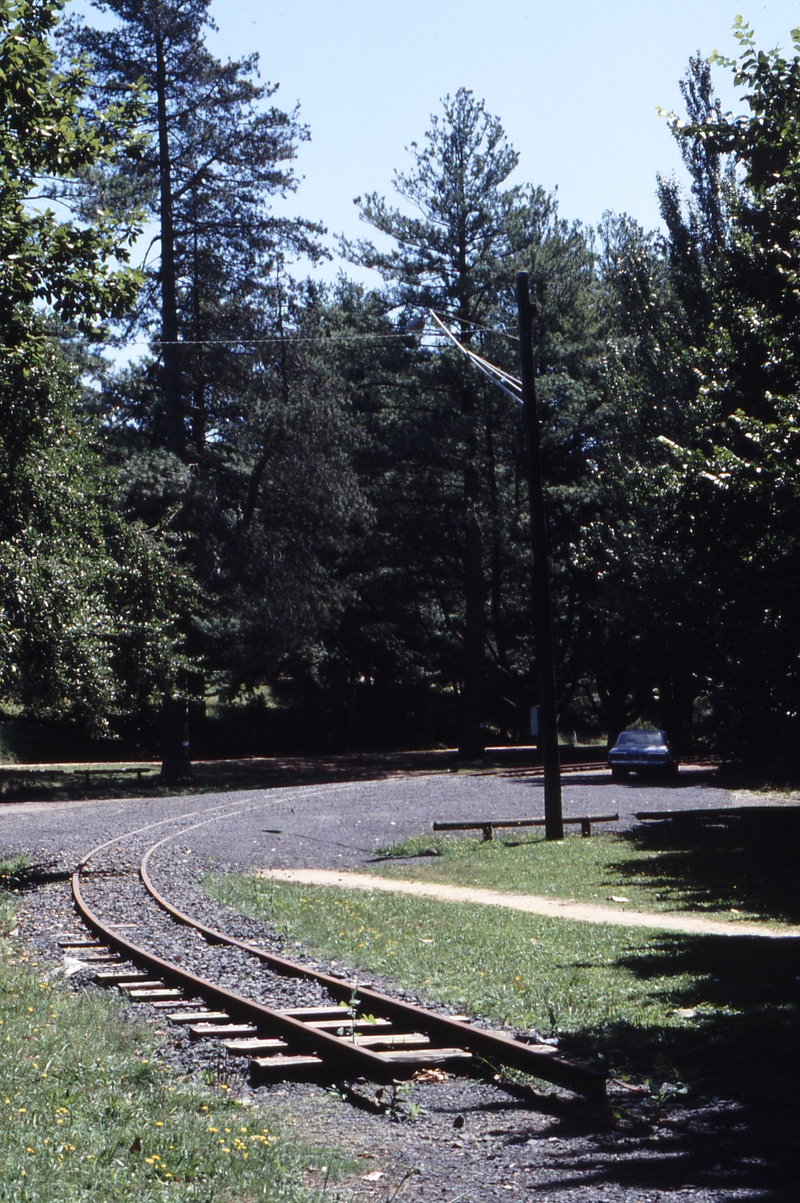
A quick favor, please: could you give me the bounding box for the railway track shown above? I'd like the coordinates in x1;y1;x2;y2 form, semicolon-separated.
64;802;606;1103
474;760;698;779
472;761;609;778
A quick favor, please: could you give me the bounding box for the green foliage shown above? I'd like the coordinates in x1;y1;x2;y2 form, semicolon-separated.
0;391;191;728
60;0;369;715
0;0;189;733
649;27;800;773
0;927;346;1198
63;0;325;456
340;91;606;748
346;88;529;315
0;0;143;332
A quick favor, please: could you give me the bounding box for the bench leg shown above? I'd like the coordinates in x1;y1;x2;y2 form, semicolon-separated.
580;820;591;837
482;826;493;842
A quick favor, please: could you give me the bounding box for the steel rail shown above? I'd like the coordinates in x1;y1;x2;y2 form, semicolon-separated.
138;825;606;1100
71;817;409;1082
72;857;409;1081
474;762;609;777
70;813;607;1100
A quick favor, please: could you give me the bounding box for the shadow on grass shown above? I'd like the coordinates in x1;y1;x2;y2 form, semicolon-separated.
0;751;462;804
539;928;800;1200
612;808;800;925
586;931;798;1096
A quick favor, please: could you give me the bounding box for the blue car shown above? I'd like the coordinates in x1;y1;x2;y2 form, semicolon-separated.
608;729;678;781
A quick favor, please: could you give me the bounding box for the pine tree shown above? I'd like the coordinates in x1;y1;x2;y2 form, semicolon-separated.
655;23;800;773
345;89;538;758
63;0;324;457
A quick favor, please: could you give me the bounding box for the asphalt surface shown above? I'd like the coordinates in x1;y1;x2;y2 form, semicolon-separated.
0;764;736;874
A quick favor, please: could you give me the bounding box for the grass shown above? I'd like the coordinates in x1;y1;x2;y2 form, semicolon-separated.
0;863;350;1202
204;874;697;1038
370;825;800;927
206;870;800;1103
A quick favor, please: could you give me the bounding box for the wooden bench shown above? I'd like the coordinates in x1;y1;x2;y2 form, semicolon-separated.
0;765;158;790
433;814;619;841
78;766;158;786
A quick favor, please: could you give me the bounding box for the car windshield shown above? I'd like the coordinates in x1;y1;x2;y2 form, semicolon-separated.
617;731;665;746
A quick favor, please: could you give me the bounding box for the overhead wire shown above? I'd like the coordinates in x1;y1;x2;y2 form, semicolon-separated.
151;331;449;346
92;310;524;405
139;313;518;349
427;309;519;342
427;309;522;404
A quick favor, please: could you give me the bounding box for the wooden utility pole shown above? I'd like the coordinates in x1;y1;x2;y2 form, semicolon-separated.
516;272;563;840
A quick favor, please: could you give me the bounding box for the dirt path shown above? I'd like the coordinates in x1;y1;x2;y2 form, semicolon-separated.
260;867;799;938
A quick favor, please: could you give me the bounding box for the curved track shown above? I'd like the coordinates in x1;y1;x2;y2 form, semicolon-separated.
67;802;606;1101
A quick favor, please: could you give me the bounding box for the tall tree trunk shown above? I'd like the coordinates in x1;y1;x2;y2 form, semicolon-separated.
658;665;695;756
423;679;436;748
344;673;359;752
191;374;206;449
154;25;184;458
160;691;191;782
190;214;206;450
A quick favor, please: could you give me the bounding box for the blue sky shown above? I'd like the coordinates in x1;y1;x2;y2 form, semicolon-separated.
67;0;800;292
196;0;800;283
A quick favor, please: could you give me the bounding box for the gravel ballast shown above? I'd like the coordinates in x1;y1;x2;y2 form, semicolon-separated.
0;771;796;1201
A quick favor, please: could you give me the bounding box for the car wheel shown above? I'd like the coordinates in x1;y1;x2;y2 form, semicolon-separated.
610;767;629;782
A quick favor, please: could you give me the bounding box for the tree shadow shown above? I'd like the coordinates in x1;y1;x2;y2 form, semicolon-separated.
611;808;800;924
548;928;800;1199
514;765;721;788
